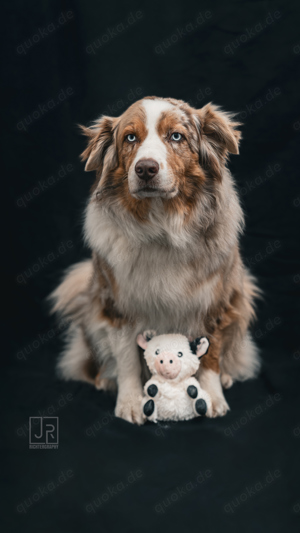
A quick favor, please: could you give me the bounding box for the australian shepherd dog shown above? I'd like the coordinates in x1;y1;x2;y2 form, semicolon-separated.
50;96;260;424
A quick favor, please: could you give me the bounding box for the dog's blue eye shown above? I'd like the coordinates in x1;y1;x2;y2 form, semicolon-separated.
178;351;183;357
126;134;136;142
171;132;182;142
155;349;160;355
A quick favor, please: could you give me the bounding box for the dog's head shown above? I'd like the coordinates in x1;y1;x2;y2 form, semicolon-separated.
80;97;241;218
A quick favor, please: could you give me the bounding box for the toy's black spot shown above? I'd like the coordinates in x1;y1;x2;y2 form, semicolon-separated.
187;385;198;399
143;399;155;417
195;398;207;416
160;360;163;364
170;360;173;364
147;384;158;397
189;338;200;354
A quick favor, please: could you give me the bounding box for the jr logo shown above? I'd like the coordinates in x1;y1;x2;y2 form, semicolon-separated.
29;417;59;449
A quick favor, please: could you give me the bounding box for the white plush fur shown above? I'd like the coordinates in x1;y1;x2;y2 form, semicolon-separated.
141;334;212;422
143;377;212;422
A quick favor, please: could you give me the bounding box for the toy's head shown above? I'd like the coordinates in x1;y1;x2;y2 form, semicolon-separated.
137;332;209;382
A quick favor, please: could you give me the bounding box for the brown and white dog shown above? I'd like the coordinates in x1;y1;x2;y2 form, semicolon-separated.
50;96;260;424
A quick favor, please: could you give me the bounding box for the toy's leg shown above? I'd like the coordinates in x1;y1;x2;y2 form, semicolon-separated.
142;397;157;422
187;385;198;399
194;398;208;416
143;399;155;416
146;384;158;397
187;385;212;417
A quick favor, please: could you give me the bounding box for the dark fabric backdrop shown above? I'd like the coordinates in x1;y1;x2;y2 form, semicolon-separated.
3;1;300;532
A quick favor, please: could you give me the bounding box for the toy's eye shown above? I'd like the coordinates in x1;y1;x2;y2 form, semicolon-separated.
177;351;183;357
126;134;136;142
155;349;160;355
171;132;182;142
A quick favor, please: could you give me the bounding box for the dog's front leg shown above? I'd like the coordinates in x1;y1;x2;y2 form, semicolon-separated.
109;326;144;425
197;335;229;418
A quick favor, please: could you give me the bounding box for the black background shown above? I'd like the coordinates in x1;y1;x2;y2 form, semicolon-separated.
3;1;300;532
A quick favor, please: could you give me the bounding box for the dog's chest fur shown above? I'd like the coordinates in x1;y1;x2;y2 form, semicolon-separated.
114;241;216;319
86;202;221;332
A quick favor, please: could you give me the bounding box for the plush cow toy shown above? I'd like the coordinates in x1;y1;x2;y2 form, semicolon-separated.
137;331;212;422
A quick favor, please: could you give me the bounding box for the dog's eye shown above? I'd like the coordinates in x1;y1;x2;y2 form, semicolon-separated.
155;349;160;355
171;132;182;142
177;351;183;357
126;134;136;142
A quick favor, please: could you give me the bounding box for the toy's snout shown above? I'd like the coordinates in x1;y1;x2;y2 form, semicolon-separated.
154;351;181;379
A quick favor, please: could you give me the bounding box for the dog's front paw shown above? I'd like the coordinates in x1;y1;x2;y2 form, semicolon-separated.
207;395;230;418
115;390;145;425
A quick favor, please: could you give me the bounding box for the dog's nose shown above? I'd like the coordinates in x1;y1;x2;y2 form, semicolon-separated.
135;158;159;181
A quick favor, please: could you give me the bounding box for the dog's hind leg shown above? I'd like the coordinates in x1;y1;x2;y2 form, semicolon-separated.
221;331;260;384
220;271;261;387
57;325;117;390
57;326;95;384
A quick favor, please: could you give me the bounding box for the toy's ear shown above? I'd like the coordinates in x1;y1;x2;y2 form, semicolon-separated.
136;330;156;350
190;337;210;358
196;337;210;358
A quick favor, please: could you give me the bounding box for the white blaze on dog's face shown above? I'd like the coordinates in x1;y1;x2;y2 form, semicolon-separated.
137;332;209;383
80;96;241;220
127;99;177;199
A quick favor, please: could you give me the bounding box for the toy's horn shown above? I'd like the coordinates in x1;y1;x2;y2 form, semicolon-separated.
144;330;156;342
136;330;156;350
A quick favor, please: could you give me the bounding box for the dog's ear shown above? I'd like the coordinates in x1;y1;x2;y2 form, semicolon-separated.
136;330;156;350
193;103;241;180
198;103;241;155
79;115;118;173
189;336;209;359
